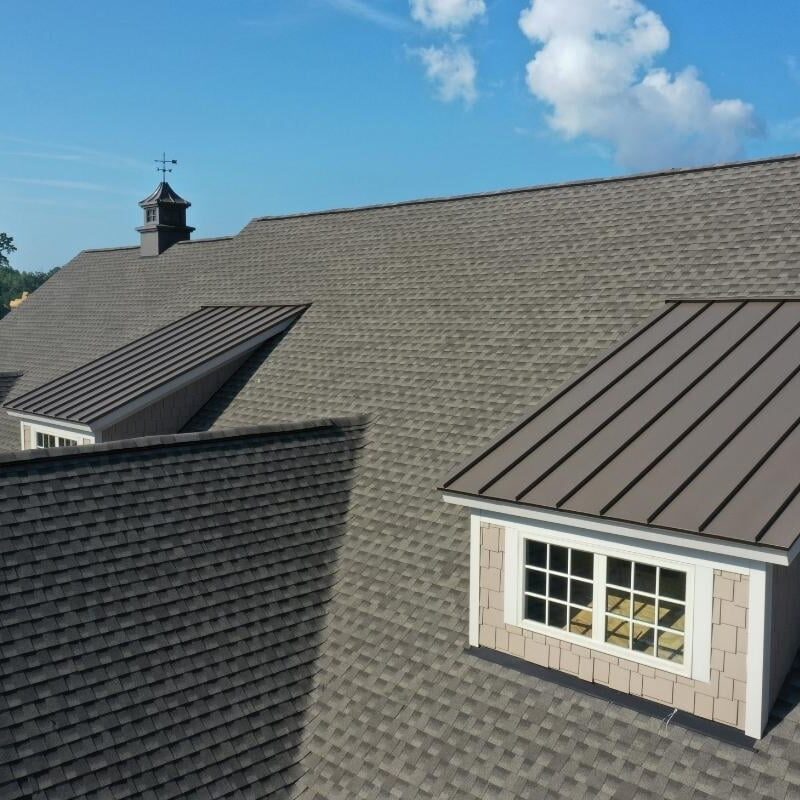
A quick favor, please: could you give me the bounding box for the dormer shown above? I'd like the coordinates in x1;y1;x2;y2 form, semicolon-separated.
137;181;195;257
441;298;800;742
5;304;308;447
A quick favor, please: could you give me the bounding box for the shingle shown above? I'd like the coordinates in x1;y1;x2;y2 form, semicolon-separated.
0;419;364;799
2;155;800;798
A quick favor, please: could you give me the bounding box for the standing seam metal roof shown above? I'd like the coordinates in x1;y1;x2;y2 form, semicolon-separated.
443;299;800;550
4;304;307;424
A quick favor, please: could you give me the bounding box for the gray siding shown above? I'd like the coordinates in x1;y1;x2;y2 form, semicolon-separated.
770;557;800;704
99;355;248;442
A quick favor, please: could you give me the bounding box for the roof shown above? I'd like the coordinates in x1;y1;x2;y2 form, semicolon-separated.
442;299;800;551
3;154;800;798
0;417;365;800
0;372;21;405
139;180;191;207
5;304;307;425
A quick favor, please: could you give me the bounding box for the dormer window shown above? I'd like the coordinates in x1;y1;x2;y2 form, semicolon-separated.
35;431;78;449
145;208;157;223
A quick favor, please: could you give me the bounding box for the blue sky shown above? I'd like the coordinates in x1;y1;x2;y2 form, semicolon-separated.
1;0;798;270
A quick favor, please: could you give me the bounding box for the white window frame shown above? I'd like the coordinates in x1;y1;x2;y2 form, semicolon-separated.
503;520;715;680
25;421;92;450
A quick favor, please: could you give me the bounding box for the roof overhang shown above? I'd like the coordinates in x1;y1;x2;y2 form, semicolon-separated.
441;490;795;567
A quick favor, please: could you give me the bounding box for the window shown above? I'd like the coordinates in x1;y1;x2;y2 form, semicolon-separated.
523;540;594;637
519;535;691;669
35;431;78;448
145;208;157;223
605;557;686;664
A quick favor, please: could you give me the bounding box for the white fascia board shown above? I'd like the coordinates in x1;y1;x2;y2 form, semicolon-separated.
6;410;93;435
442;492;790;568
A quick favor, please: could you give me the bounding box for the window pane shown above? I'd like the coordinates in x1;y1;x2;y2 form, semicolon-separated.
658;599;685;632
607;557;631;587
660;568;686;601
549;574;568;601
606;587;630;616
632;594;656;624
548;601;567;629
525;568;546;595
632;624;655;656
549;545;568;574
525;595;546;623
657;630;684;664
569;607;592;637
571;549;593;579
570;579;593;608
634;563;657;594
605;617;630;649
525;540;546;568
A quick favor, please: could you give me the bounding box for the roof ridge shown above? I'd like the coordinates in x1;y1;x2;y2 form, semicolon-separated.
79;244;140;254
176;235;235;245
250;152;800;224
0;415;369;468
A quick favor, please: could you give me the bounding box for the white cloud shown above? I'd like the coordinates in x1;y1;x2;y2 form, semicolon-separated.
410;0;485;30
414;44;478;105
519;0;761;170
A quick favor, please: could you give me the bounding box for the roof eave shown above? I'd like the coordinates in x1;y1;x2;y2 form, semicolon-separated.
440;489;794;566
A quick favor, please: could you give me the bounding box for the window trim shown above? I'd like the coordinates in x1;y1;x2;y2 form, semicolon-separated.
503;520;714;680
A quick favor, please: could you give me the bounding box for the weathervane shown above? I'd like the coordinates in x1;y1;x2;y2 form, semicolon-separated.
155;152;177;181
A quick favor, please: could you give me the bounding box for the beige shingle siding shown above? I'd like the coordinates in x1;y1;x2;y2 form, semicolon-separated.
479;522;749;729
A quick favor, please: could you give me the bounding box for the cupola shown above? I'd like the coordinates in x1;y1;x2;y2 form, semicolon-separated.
137;156;195;256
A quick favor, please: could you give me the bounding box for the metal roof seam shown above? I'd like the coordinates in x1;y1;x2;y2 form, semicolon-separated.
57;307;290;421
700;412;800;534
440;302;679;489
45;307;289;419
6;307;220;410
476;302;711;497
598;308;800;517
7;305;305;424
511;302;748;504
553;301;782;510
644;337;800;526
7;306;235;412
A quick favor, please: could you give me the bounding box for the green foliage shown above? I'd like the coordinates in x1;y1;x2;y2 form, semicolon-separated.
0;232;16;269
0;234;58;319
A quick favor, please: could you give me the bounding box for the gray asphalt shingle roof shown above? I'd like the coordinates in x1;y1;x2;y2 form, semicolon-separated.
3;154;800;798
0;418;364;800
443;298;800;552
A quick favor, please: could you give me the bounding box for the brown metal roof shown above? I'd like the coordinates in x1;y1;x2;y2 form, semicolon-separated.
5;304;306;425
442;299;800;550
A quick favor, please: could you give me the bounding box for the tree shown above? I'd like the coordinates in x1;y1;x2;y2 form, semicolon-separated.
0;233;58;319
0;233;16;269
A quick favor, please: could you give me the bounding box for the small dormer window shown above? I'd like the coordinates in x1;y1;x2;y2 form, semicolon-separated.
145;208;157;223
35;431;78;448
